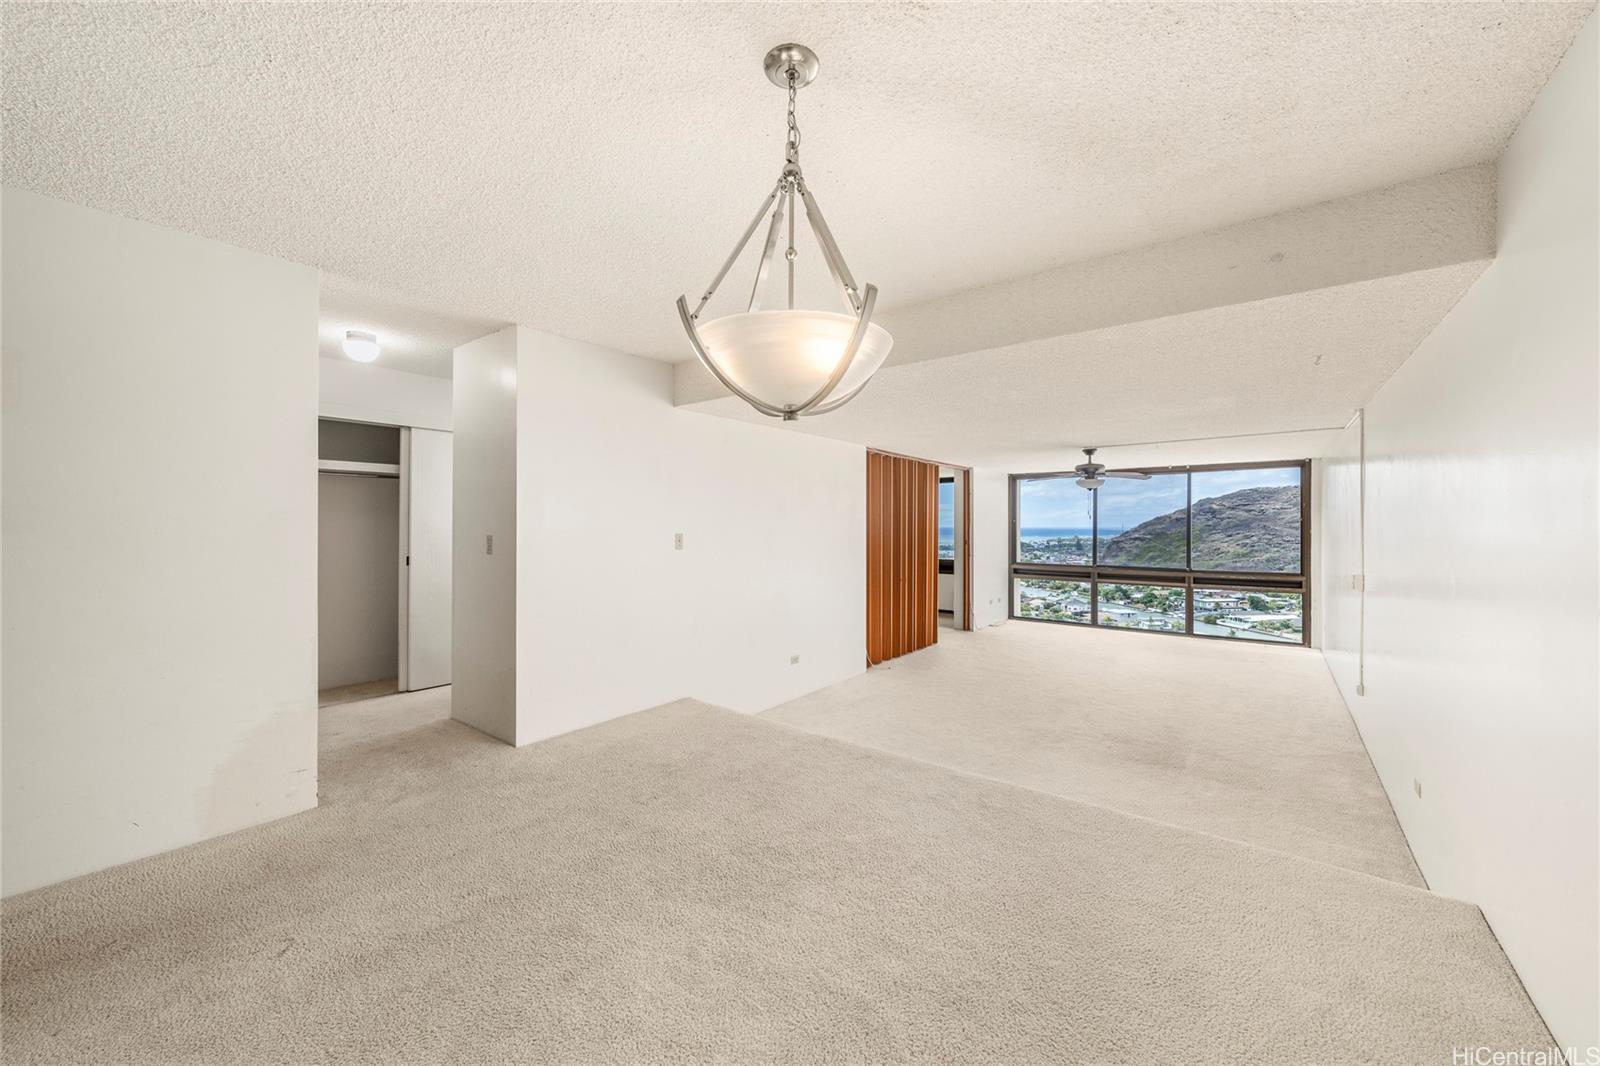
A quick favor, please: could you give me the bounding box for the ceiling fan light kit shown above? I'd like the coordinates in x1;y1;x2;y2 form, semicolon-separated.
675;44;891;421
1073;448;1151;491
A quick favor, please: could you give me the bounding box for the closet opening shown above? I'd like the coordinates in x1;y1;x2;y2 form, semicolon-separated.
317;418;452;707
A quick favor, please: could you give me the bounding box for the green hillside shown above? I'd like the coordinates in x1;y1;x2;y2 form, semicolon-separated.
1099;485;1300;571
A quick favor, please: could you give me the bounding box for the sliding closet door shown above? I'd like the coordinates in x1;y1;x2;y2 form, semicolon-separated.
866;450;939;665
402;428;453;691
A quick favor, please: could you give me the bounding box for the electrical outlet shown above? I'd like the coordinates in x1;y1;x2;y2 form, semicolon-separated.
485;534;493;555
674;533;684;550
790;654;800;666
1413;779;1423;799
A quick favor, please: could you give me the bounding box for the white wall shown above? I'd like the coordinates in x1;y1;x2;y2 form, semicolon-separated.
969;467;1011;629
513;327;866;745
450;328;519;743
2;188;319;896
320;358;452;431
317;473;399;689
1318;422;1363;694
1304;455;1326;650
1318;18;1597;1050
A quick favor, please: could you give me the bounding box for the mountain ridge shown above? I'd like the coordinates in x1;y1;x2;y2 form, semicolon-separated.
1099;485;1300;571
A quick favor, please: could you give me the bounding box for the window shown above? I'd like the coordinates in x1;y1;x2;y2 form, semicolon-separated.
938;477;955;574
1191;467;1302;573
1016;476;1093;565
1015;578;1091;624
1193;589;1304;643
1096;473;1187;568
1009;461;1309;645
1097;583;1187;633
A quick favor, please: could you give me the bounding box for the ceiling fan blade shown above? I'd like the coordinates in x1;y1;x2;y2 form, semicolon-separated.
1103;470;1151;480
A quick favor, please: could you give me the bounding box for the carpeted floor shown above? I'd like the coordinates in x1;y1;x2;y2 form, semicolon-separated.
317;677;400;708
767;621;1423;885
2;697;1550;1064
318;683;452;747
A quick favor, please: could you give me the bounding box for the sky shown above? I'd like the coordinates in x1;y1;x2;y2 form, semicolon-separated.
939;479;955;530
1019;466;1300;529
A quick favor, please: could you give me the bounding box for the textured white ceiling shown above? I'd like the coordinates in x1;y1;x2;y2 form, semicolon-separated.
680;260;1490;471
319;276;502;379
5;1;1590;366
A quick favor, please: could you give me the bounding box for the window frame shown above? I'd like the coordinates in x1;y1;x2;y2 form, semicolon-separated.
1009;459;1311;646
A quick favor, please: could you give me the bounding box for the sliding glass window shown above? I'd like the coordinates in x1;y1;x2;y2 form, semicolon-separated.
1097;582;1187;633
1192;588;1304;643
1008;461;1309;645
1016;476;1094;565
1096;474;1187;568
1015;578;1092;624
1190;467;1303;573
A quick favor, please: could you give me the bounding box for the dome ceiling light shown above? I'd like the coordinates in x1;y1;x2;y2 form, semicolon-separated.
342;329;380;363
675;43;891;421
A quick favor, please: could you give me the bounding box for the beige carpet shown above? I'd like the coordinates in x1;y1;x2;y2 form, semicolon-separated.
317;677;399;708
318;684;452;746
3;698;1549;1064
767;621;1423;886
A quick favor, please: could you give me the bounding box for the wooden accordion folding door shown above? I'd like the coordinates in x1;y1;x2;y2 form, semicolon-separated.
866;450;939;665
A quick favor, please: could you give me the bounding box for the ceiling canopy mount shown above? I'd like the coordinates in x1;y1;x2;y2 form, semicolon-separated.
763;43;819;89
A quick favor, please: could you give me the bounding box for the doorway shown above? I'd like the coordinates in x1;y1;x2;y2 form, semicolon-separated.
937;466;973;631
317;418;453;705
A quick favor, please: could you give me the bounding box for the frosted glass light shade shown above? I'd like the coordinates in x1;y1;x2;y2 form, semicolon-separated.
697;310;892;411
343;330;380;363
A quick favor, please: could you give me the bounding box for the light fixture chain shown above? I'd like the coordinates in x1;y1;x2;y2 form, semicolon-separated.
785;67;801;163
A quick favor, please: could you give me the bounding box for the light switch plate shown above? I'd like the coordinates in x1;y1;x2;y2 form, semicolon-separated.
674;533;684;550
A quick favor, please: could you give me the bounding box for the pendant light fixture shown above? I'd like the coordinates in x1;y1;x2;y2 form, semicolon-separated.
676;44;891;420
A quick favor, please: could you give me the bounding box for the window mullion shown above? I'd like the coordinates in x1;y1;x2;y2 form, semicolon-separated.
1091;484;1099;566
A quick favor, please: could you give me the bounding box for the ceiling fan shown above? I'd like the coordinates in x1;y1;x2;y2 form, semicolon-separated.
1072;448;1152;491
